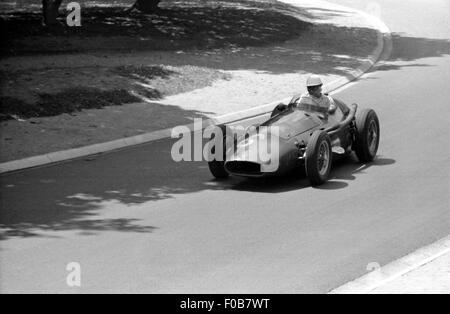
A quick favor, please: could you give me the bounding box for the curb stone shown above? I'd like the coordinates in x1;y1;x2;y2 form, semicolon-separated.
329;235;450;294
0;1;392;174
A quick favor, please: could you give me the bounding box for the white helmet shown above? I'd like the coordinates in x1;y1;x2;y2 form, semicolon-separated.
306;75;323;87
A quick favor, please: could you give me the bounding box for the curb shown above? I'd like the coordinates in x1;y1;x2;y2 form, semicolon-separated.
0;1;392;175
329;235;450;294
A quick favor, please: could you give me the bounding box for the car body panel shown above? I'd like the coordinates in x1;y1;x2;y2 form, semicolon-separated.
223;98;354;177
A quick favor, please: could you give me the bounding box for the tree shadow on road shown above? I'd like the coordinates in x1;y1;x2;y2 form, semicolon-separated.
0;138;395;240
371;33;450;73
388;34;450;61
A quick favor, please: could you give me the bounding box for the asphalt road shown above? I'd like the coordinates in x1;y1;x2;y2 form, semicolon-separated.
1;0;449;293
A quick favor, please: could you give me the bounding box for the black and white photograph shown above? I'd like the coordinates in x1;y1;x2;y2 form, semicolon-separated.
0;0;449;297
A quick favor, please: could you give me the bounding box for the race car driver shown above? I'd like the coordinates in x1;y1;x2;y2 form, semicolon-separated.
290;75;337;114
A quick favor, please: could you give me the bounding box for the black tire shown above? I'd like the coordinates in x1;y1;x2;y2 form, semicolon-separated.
207;124;230;179
305;130;332;186
354;109;380;162
271;103;288;118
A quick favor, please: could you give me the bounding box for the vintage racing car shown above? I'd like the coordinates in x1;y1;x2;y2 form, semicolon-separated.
207;96;380;186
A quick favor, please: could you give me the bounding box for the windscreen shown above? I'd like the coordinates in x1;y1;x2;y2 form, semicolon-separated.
262;109;320;138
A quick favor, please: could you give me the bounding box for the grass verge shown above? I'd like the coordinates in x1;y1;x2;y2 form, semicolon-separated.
0;65;230;121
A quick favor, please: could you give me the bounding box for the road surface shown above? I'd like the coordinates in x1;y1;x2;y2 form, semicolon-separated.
1;0;449;293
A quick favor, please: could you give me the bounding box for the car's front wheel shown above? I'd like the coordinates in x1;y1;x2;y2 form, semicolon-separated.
305;130;332;186
207;124;231;179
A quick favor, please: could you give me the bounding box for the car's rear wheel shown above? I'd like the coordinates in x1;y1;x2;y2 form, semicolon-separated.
354;109;380;162
208;124;231;179
305;130;332;186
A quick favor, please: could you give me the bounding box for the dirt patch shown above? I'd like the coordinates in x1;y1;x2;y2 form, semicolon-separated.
1;1;311;55
0;88;139;121
0;64;230;120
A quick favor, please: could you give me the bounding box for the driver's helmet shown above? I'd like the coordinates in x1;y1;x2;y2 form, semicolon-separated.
306;75;323;87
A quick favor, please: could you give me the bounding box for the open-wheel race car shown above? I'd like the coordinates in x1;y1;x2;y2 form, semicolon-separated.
207;95;380;186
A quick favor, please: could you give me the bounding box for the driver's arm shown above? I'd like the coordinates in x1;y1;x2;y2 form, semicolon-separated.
327;96;337;114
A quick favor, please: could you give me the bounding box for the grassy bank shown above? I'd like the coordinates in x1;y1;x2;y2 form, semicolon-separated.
0;64;230;120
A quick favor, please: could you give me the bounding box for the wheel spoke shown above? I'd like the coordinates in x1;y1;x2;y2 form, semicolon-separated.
317;141;329;176
368;120;378;155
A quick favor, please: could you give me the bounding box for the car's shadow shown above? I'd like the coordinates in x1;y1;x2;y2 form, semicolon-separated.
229;155;396;193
